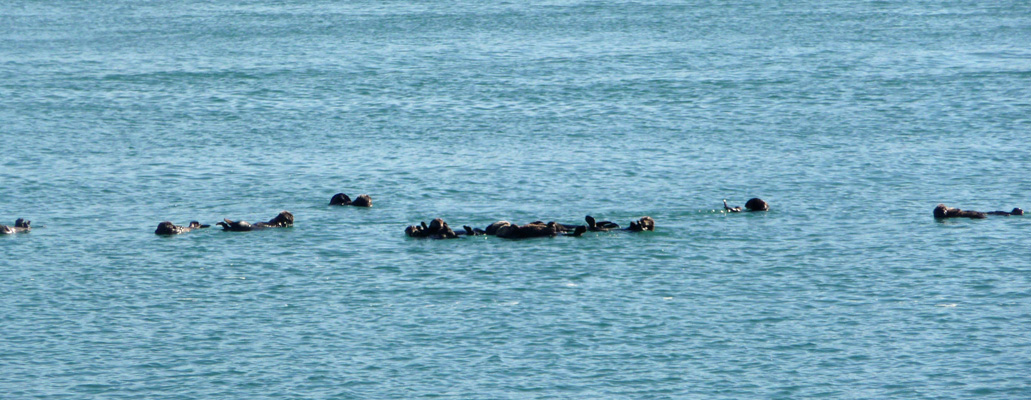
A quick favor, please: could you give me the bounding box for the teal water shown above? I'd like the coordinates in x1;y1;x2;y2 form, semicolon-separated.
2;1;1031;398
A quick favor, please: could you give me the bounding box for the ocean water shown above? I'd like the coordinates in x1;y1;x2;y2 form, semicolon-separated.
2;1;1030;398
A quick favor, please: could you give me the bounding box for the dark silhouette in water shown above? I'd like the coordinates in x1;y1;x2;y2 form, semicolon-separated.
625;216;655;232
580;215;654;232
986;208;1024;216
461;225;487;236
484;221;512;235
496;221;586;239
724;198;769;212
155;221;210;235
1;218;31;235
933;204;986;219
405;218;459;239
330;193;372;207
585;215;620;231
216;211;294;231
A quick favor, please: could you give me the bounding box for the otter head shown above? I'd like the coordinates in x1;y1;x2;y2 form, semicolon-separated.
428;218;446;233
270;211;294;227
637;216;655;231
329;193;352;206
155;221;180;235
437;222;458;239
745;198;769;212
1012;208;1024;216
933;204;949;218
14;218;30;229
352;194;372;207
405;225;424;237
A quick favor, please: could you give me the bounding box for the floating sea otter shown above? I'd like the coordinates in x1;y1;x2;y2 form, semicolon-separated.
625;216;655;232
986;208;1024;216
155;221;210;235
495;221;586;239
0;218;31;235
724;198;769;212
933;204;986;219
216;211;294;231
329;193;372;207
405;218;459;239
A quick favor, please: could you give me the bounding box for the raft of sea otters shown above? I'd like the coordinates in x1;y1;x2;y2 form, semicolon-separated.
0;195;1023;237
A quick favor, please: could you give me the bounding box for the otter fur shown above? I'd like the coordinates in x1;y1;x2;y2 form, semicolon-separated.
0;218;31;235
986;208;1024;216
330;193;373;207
155;221;210;235
724;198;770;212
405;218;459;239
933;204;986;219
217;211;294;231
626;216;655;232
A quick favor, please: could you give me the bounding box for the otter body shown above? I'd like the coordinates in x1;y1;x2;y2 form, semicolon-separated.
933;204;986;219
986;208;1024;216
155;221;210;235
495;221;585;239
0;218;31;235
217;211;294;231
585;215;619;231
724;198;769;213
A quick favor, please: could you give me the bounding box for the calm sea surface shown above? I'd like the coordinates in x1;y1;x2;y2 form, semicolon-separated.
2;1;1030;398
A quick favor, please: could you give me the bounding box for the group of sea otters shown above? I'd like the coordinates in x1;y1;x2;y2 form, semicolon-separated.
0;196;1023;237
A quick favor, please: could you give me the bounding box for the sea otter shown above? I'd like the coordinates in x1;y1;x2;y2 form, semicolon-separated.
216;211;294;231
155;221;210;235
933;204;986;219
495;221;585;239
625;216;655;232
1;218;31;235
330;193;373;207
724;198;769;212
